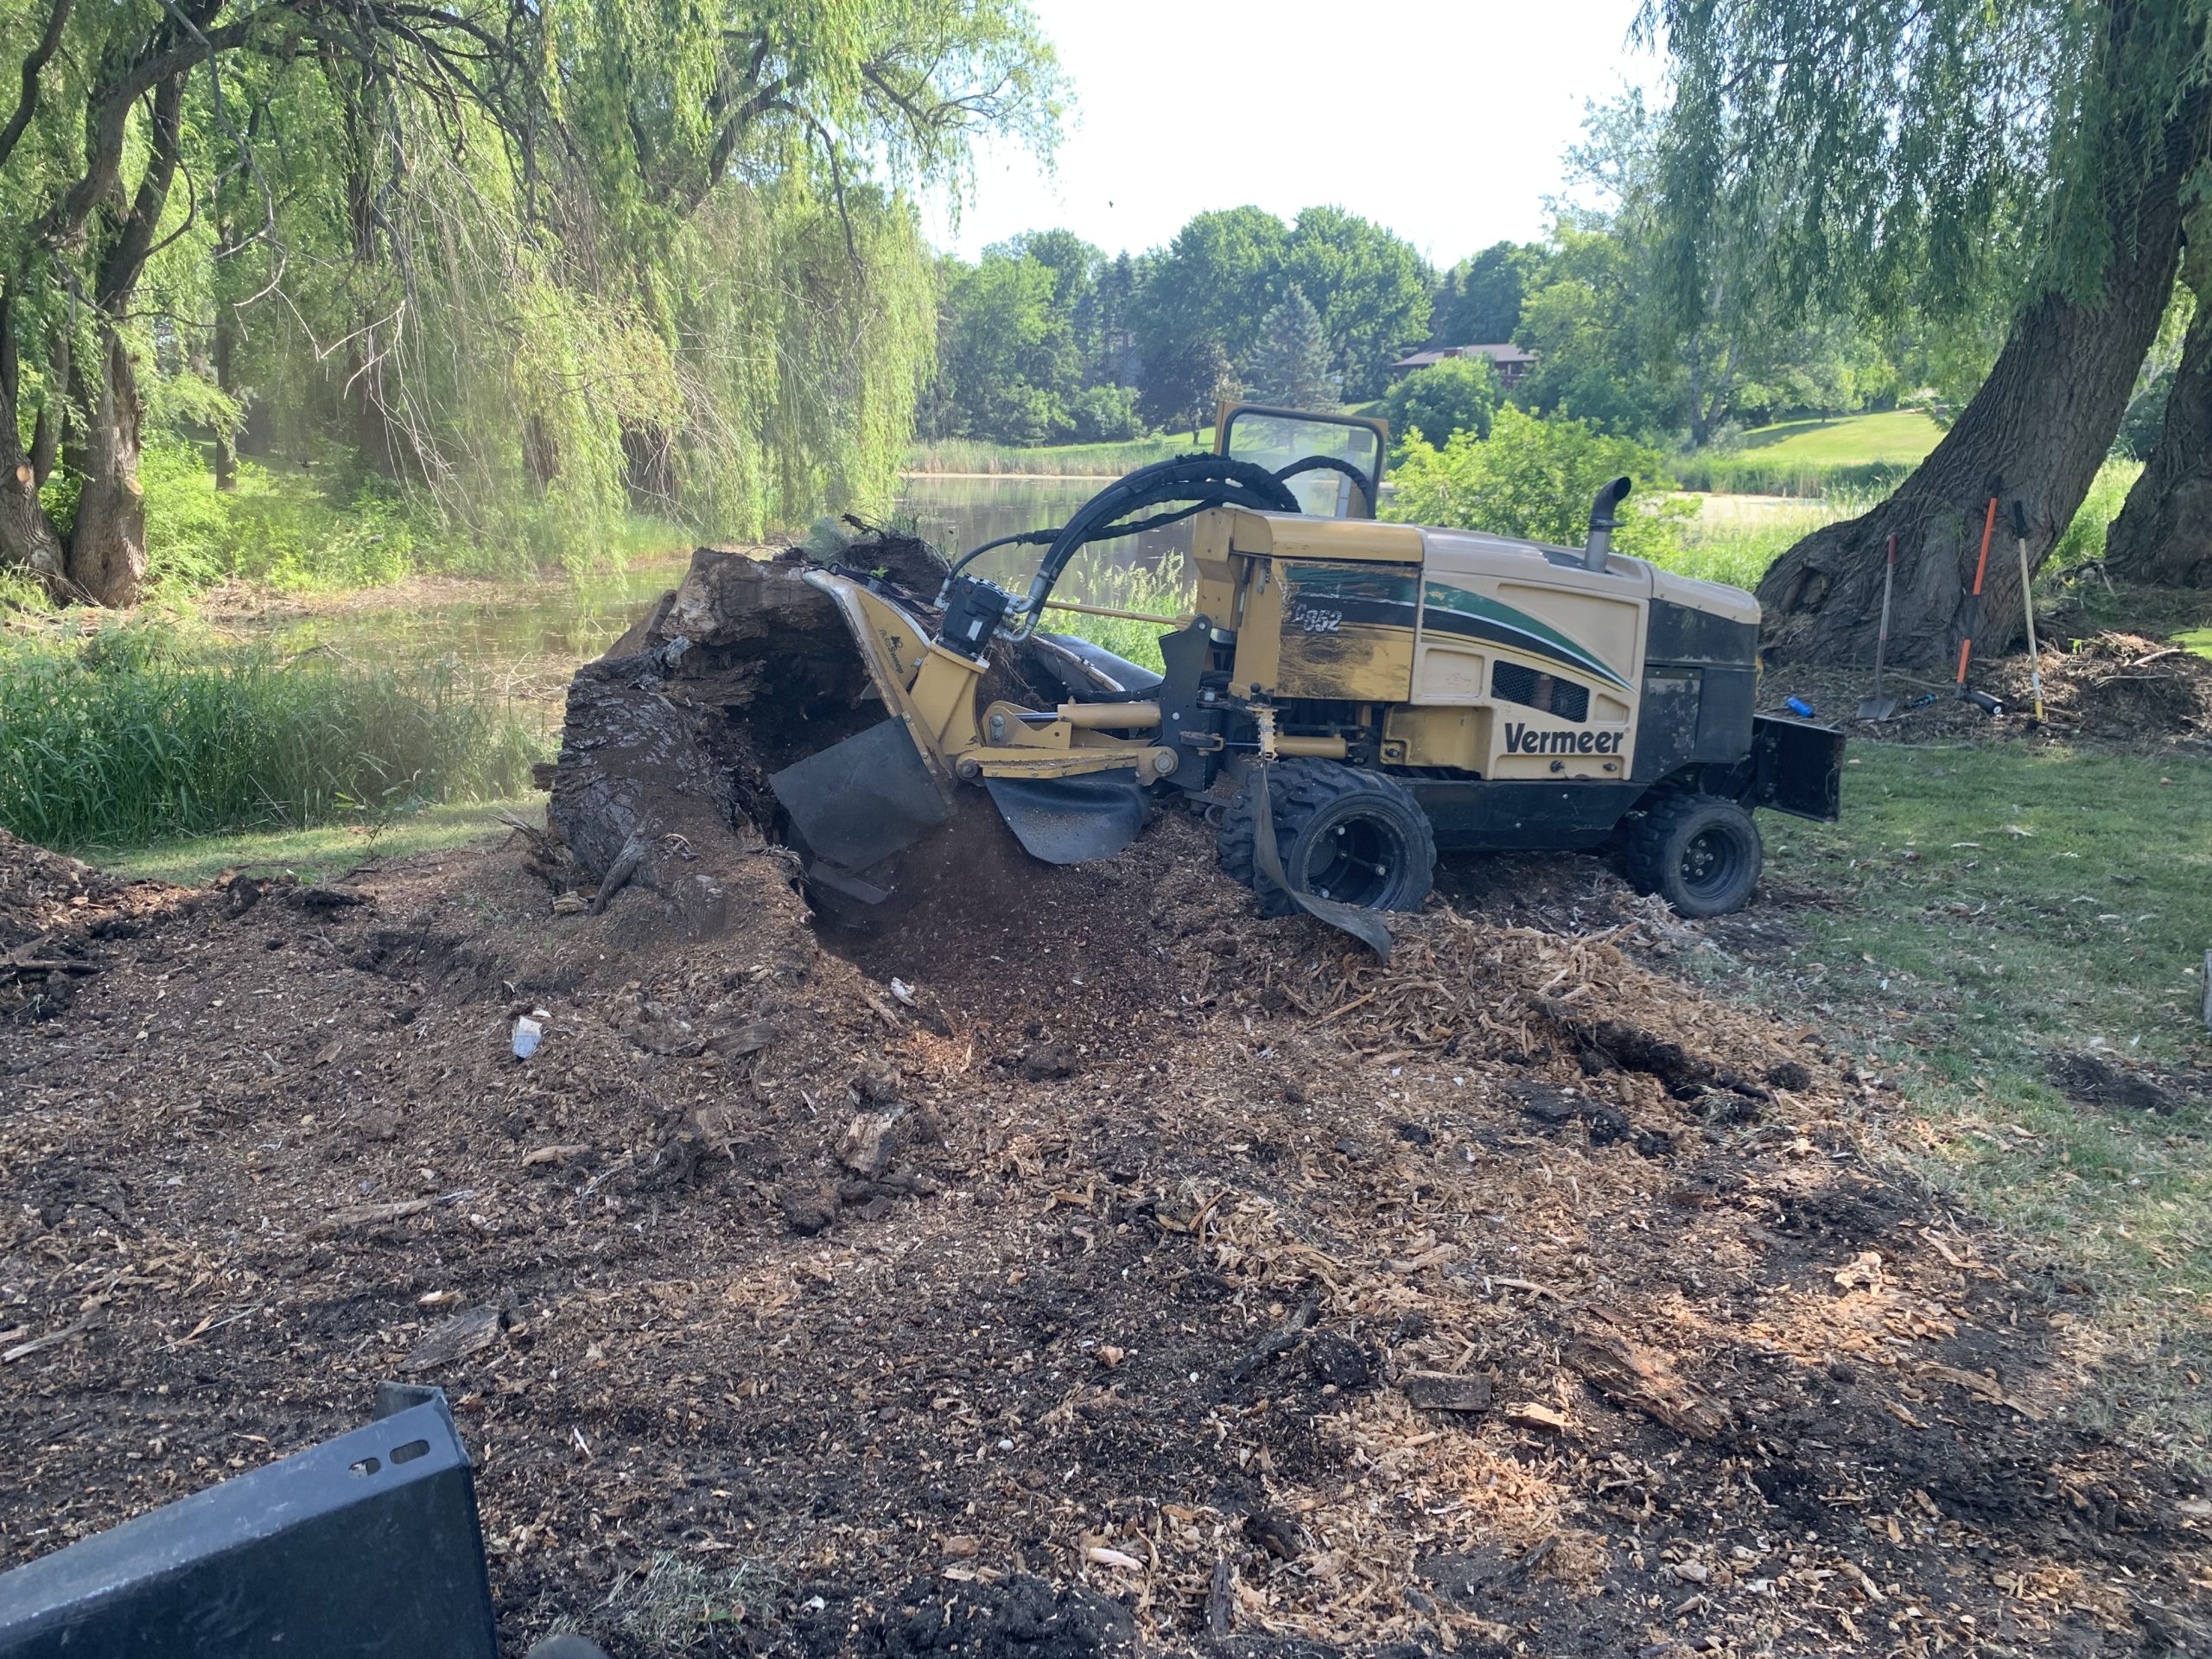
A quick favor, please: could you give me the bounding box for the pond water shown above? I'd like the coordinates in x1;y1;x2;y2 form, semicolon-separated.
893;474;1192;590
235;474;1156;728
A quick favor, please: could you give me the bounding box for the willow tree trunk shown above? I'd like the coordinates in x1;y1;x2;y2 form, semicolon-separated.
2105;242;2212;587
64;327;149;606
0;283;67;596
1756;168;2187;669
1;436;67;592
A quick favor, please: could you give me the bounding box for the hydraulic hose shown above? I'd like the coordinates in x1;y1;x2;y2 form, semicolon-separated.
1008;455;1300;639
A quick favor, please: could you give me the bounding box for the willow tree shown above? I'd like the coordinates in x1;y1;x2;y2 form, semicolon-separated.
2106;216;2212;586
1652;0;2210;666
0;0;550;604
2;0;1058;604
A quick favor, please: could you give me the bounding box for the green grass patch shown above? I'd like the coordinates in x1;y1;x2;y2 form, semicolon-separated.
0;618;547;854
2180;626;2212;661
137;436;690;598
106;798;541;886
1039;550;1188;672
1669;411;1940;497
1738;743;2211;1310
1738;409;1948;464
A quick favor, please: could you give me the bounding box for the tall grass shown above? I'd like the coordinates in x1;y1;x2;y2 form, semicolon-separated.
137;436;690;598
1657;492;1863;590
0;619;546;852
2049;458;2143;574
1667;454;1910;498
1039;550;1189;671
905;435;1198;477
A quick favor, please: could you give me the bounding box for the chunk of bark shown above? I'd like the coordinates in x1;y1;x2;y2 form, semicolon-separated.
1402;1370;1493;1413
404;1305;505;1372
1227;1289;1320;1385
304;1198;432;1239
1565;1330;1732;1442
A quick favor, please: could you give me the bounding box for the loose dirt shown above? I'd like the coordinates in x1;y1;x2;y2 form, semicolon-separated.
1767;631;2212;750
4;802;2209;1656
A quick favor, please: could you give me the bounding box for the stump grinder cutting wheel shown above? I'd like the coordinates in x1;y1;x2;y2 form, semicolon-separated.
550;404;1844;957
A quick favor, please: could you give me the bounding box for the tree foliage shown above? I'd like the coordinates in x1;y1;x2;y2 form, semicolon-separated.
1279;206;1432;399
1432;242;1532;345
1139;334;1235;436
1129;207;1293;385
1246;285;1337;409
1378;356;1498;448
1648;0;2208;328
1383;405;1688;559
0;0;1060;602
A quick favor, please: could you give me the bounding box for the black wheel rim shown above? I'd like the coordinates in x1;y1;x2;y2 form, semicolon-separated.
1298;811;1405;908
1679;823;1748;902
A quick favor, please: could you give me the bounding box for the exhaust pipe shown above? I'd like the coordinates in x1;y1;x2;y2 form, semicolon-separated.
1583;476;1632;571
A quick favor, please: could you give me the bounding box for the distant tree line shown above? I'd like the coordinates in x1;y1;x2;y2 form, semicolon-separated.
923;132;1952;453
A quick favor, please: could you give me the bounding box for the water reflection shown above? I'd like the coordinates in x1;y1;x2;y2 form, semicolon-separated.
893;474;1192;590
223;477;1169;731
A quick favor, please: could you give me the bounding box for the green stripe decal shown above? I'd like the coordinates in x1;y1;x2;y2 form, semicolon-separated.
1420;582;1629;688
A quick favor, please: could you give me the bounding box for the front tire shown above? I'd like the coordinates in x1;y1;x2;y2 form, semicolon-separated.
1217;760;1438;918
1625;793;1763;918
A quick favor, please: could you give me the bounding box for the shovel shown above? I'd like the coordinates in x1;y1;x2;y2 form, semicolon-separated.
1955;488;2004;716
2012;499;2047;728
1856;532;1899;721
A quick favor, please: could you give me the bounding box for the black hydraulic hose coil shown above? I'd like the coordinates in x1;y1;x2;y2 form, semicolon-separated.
1020;455;1300;626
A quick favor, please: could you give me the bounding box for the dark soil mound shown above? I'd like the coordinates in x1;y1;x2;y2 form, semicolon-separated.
0;829;186;1022
3;810;2208;1656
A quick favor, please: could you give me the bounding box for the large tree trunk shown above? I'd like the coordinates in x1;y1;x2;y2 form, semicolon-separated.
64;327;149;606
1757;160;2189;669
2106;232;2212;587
0;441;68;594
48;69;183;608
0;281;68;597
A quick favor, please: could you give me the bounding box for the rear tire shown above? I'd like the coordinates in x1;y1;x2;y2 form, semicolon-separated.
1625;793;1762;918
1217;760;1437;918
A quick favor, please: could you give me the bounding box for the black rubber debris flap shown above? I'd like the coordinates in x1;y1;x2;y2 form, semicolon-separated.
770;716;953;873
1247;764;1395;959
0;1384;498;1658
984;771;1148;865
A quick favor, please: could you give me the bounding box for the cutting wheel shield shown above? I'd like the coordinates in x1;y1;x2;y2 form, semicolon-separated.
769;717;954;874
983;772;1148;865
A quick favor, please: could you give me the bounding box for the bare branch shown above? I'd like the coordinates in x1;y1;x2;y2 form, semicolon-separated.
0;0;74;175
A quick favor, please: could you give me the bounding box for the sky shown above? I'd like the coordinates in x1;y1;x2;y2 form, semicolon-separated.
920;0;1663;266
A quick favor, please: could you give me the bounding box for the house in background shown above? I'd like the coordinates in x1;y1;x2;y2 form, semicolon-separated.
1389;343;1536;391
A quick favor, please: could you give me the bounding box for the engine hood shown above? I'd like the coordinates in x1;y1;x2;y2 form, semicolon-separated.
1649;564;1762;627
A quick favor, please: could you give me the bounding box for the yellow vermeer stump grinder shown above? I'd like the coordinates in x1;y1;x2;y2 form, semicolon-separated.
768;405;1843;952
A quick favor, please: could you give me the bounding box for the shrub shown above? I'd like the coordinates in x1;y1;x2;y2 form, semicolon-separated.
1069;384;1145;443
1378;356;1499;448
2050;459;2143;572
1383;406;1692;559
0;618;546;851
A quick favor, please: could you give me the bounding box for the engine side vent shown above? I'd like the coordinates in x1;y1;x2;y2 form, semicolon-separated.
1491;661;1589;723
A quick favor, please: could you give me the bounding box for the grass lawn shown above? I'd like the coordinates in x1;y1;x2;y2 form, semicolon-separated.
1719;740;2212;1443
1738;408;1947;465
105;798;542;887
